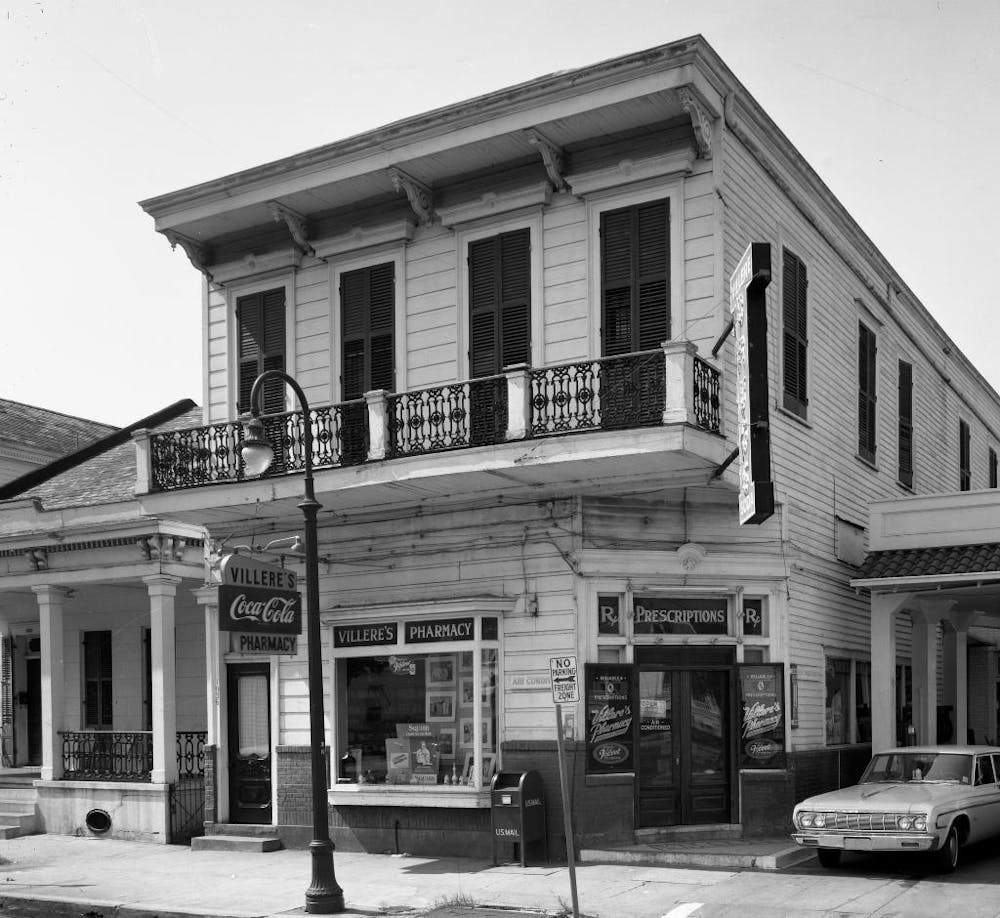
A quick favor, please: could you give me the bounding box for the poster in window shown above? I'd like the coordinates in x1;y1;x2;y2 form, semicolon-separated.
585;663;634;774
426;655;456;688
739;663;786;768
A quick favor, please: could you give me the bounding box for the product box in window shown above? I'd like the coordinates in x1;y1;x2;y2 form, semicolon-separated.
409;737;440;784
385;739;412;784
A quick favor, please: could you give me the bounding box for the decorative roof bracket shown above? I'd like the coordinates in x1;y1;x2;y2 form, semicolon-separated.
164;231;213;281
268;201;315;256
388;168;435;226
525;129;568;192
678;87;713;159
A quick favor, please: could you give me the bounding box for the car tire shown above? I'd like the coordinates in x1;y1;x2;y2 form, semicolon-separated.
933;825;959;873
816;848;842;868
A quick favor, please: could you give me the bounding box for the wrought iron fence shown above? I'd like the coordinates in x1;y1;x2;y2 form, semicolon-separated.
61;731;154;782
693;356;722;432
528;349;667;436
176;731;207;778
149;403;366;491
60;730;209;782
386;376;507;458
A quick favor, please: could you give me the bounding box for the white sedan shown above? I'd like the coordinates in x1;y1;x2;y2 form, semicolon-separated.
792;745;1000;872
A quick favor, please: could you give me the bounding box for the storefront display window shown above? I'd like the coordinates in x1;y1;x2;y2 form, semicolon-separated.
333;615;499;788
826;658;850;744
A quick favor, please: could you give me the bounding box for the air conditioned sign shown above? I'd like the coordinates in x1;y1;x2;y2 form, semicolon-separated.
218;554;302;635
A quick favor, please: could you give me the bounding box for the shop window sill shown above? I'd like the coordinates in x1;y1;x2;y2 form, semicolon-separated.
329;783;491;808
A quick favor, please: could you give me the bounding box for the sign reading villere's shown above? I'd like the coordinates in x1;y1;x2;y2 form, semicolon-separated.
218;554;302;635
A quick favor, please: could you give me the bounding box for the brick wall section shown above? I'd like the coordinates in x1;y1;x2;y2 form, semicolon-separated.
203;744;217;826
276;745;314;827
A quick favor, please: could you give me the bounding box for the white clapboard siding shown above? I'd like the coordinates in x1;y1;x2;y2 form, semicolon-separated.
405;228;459;388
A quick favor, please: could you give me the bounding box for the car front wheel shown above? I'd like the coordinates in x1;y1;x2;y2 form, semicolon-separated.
816;848;842;868
932;825;959;873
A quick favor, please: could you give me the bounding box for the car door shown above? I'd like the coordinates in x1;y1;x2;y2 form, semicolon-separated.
970;755;1000;841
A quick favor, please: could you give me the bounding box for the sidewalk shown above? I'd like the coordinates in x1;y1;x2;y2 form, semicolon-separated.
0;833;811;918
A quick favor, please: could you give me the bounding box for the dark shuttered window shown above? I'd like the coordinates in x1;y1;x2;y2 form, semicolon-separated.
83;630;113;729
340;262;395;399
468;228;531;376
237;288;286;414
897;360;913;488
990;447;998;489
600;199;670;355
858;322;877;462
782;249;808;417
960;419;971;491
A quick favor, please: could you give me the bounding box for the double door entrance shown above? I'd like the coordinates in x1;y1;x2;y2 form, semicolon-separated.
635;647;734;827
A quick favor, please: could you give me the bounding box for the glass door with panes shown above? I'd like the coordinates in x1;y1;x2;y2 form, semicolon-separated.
227;663;272;824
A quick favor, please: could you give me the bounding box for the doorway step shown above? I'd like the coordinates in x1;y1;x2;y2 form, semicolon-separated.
191;822;283;852
579;824;812;870
0;774;40;839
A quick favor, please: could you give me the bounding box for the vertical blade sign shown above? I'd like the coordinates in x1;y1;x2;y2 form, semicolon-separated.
731;243;774;525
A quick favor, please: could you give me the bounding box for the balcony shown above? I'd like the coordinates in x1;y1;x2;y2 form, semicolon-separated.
139;343;726;512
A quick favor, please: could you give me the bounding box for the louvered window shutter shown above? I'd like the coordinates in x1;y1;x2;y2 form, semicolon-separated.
469;229;530;377
236;288;286;414
782;250;808;417
84;631;113;729
858;323;877;461
340;263;396;400
600;199;669;356
897;360;913;487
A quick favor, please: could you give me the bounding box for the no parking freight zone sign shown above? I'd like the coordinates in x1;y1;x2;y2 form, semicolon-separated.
549;656;579;704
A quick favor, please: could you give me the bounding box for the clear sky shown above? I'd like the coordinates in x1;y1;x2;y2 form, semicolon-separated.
2;0;997;427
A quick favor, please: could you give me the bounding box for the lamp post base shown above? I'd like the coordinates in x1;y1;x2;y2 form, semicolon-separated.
305;839;344;914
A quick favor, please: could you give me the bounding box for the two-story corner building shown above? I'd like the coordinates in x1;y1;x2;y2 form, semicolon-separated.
131;36;1000;858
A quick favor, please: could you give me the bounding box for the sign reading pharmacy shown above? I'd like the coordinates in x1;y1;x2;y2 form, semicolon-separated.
731;241;774;525
218;554;302;635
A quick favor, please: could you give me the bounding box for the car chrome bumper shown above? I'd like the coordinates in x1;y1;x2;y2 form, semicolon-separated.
792;832;938;852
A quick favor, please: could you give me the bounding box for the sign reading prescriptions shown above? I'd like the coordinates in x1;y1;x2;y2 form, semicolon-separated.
218;554;302;635
549;656;579;704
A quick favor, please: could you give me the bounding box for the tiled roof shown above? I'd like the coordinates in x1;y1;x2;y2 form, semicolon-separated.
16;407;202;511
856;543;1000;582
0;399;117;456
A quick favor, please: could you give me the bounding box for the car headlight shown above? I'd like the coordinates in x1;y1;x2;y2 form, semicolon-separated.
897;815;912;830
812;812;827;828
913;815;927;831
799;811;814;827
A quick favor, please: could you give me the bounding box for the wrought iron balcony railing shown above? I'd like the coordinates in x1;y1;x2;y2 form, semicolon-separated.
143;343;722;493
60;730;208;782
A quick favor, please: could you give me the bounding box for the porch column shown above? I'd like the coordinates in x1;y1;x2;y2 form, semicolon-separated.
145;575;180;784
33;586;69;781
195;584;227;823
941;611;976;745
910;601;953;745
871;593;900;752
661;340;697;425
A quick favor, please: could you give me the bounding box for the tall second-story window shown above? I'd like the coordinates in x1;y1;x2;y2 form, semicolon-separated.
858;322;877;462
83;630;113;729
898;360;913;488
782;249;808;417
341;262;395;399
990;447;998;489
468;228;531;376
237;288;286;414
600;199;669;356
960;419;971;491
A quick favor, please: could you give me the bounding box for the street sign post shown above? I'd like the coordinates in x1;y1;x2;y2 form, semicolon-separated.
550;656;580;918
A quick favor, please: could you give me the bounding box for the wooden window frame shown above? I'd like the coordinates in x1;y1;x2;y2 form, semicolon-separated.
83;630;113;730
897;359;913;488
782;249;809;418
990;446;998;489
339;261;396;400
858;321;877;463
229;277;294;417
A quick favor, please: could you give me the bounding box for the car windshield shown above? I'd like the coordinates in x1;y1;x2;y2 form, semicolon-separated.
861;752;972;784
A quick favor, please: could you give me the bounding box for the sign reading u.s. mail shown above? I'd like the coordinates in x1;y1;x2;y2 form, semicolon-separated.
549;655;579;704
218;554;302;635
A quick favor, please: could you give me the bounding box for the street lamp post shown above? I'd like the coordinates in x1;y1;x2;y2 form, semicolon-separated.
241;370;344;915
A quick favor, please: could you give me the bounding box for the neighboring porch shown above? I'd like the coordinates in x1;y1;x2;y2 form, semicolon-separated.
853;490;1000;751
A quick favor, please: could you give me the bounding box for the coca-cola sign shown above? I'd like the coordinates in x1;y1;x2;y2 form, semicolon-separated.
218;554;302;635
